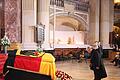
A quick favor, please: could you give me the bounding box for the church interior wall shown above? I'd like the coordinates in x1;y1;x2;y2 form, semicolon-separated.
0;0;116;51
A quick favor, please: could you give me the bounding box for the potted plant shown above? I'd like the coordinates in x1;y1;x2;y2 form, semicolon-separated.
0;33;10;53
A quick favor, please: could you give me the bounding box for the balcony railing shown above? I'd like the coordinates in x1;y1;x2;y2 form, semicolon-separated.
75;2;89;12
50;0;64;7
64;0;89;12
50;0;89;12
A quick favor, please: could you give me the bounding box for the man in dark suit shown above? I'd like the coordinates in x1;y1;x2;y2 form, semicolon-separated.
90;43;107;80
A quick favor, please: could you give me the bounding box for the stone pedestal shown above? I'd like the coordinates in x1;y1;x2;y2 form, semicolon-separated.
3;46;7;53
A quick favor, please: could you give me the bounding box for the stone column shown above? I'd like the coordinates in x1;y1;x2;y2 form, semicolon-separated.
100;0;113;49
4;0;22;50
88;0;100;45
37;0;50;50
0;0;5;39
22;0;37;50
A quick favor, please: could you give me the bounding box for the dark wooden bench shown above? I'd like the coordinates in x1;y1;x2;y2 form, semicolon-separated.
5;66;52;80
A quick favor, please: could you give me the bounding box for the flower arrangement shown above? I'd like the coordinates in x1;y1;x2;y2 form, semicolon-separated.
33;51;39;56
0;33;10;53
32;48;43;56
0;34;10;46
36;48;43;53
56;70;72;80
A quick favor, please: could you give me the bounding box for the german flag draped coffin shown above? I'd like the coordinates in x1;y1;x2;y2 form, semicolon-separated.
3;53;56;80
14;56;42;72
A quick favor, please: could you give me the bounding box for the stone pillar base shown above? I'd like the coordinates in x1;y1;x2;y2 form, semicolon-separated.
8;42;22;50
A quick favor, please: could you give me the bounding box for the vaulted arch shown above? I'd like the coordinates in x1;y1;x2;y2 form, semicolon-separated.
49;12;88;31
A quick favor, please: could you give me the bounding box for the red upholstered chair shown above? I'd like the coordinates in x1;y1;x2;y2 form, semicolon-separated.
0;54;8;80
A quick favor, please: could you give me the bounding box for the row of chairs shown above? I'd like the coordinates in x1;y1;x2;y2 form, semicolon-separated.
54;50;84;61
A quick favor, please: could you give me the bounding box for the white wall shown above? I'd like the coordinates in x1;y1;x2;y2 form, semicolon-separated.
50;31;84;45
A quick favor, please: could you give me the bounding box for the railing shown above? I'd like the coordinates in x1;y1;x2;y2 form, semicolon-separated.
50;0;64;7
75;2;89;12
50;0;89;12
64;0;89;12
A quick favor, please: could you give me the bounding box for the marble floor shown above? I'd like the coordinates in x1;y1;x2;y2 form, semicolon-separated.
56;59;120;80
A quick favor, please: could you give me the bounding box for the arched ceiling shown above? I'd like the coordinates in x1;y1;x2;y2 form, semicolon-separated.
50;16;86;31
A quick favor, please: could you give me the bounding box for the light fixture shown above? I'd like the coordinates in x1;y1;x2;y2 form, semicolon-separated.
114;0;120;3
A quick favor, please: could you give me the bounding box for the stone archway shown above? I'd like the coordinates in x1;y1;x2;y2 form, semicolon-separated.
49;12;89;46
50;12;88;31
